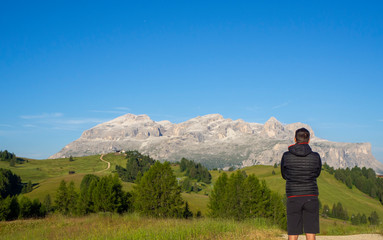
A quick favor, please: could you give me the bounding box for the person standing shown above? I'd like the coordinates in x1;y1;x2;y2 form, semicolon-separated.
281;128;322;240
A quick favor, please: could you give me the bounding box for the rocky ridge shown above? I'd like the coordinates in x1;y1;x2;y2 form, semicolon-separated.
50;113;383;174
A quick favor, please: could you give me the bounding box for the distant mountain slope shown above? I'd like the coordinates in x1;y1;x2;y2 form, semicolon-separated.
50;113;383;174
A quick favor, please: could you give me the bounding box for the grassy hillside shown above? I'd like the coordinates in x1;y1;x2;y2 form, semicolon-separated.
2;153;382;220
239;165;383;220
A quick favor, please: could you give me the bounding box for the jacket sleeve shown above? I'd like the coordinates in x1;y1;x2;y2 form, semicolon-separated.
316;153;322;178
281;153;287;180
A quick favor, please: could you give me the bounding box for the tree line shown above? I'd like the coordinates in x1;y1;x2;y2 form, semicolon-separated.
0;168;46;221
55;174;131;215
55;161;194;218
180;158;212;184
0;150;23;167
321;201;380;225
116;150;155;182
0;168;23;198
208;170;287;228
323;163;383;205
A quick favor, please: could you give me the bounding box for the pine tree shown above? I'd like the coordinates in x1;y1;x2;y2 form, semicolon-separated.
19;196;32;218
331;203;337;218
369;211;379;225
257;180;272;218
351;213;361;225
208;172;228;218
77;175;99;215
0;168;22;198
196;210;202;218
43;194;52;213
225;171;246;220
181;177;192;193
9;157;16;167
67;181;78;215
92;174;126;213
345;176;353;189
242;174;261;218
134;161;184;218
182;201;193;219
0;196;19;220
27;180;33;192
55;180;69;214
269;192;287;228
322;204;330;217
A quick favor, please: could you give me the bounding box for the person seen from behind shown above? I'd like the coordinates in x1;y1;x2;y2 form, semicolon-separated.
281;128;322;240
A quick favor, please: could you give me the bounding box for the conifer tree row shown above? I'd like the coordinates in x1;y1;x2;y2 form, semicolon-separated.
180;158;212;184
208;170;286;227
0;168;46;221
323;163;383;205
322;202;380;225
116;150;156;182
0;168;22;198
55;174;131;216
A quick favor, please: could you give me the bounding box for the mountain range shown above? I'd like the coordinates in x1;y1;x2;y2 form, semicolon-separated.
50;113;383;174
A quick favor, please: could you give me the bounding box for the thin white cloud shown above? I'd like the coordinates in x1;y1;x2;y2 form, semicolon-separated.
244;106;261;112
272;102;289;109
20;112;63;119
23;124;37;128
20;111;109;130
90;107;130;114
0;124;13;128
90;110;127;114
55;118;107;125
379;120;383;122
114;107;130;111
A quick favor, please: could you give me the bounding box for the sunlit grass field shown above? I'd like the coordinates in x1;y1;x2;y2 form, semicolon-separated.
0;213;284;240
0;213;381;240
1;152;382;236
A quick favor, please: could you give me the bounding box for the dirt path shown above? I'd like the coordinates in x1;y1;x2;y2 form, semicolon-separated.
97;154;110;172
280;234;383;240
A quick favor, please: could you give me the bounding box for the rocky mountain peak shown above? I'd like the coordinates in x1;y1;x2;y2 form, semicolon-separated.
263;117;285;138
108;113;152;125
266;116;280;123
49;113;383;174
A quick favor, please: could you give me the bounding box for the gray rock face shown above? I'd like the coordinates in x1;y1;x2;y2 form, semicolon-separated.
50;113;383;174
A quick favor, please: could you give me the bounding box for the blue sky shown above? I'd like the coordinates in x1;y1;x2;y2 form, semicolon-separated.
1;1;383;162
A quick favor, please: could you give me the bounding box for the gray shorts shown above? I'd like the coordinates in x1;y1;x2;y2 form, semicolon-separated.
286;195;320;235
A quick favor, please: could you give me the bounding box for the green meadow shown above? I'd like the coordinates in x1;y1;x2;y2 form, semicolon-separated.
0;213;284;240
1;153;382;239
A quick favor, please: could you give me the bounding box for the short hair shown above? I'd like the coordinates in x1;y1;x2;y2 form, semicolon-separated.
295;128;310;143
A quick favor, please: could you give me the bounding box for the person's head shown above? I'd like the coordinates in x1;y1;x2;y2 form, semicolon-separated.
294;128;310;143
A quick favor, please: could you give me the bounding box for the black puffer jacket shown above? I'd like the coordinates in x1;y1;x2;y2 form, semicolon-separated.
281;143;322;197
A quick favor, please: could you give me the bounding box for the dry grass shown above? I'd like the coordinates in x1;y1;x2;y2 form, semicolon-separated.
0;213;283;240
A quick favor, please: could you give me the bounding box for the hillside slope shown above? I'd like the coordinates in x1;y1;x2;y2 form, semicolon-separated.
2;153;382;220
